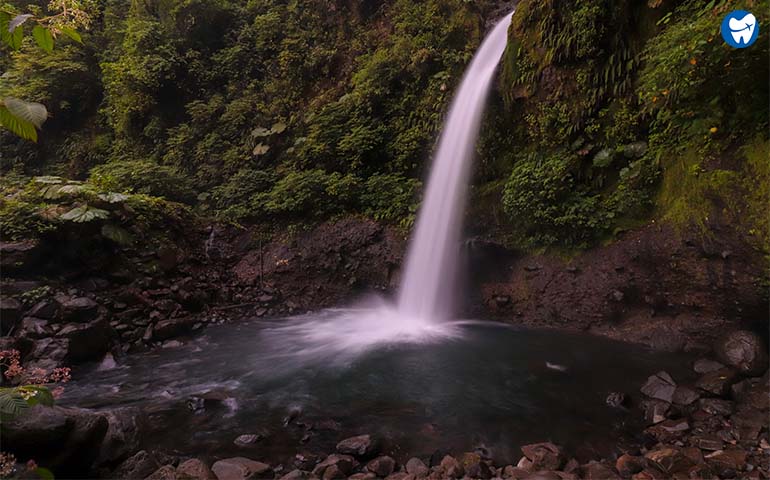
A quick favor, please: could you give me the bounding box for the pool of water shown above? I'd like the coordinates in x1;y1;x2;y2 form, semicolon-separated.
61;308;694;466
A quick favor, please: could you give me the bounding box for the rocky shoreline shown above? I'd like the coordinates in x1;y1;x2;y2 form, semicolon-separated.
1;328;767;480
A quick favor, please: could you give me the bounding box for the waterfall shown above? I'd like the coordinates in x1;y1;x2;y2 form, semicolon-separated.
398;12;513;321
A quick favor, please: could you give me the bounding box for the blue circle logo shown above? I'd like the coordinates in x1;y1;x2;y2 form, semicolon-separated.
721;10;759;48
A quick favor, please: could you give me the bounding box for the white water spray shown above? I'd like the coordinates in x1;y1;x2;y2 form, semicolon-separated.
398;12;513;321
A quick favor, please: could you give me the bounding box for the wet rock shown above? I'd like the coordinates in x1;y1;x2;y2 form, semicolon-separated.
616;454;644;477
694;358;725;374
211;457;271;480
336;434;376;457
312;454;357;478
278;470;305;480
705;449;747;475
234;434;263;446
2;406;109;478
644;448;693;475
147;465;178;480
642;399;670;425
405;458;428;477
17;317;52;338
153;317;196;341
520;443;564;470
176;458;215;480
672;386;700;406
715;330;769;376
59;319;112;362
97;406;141;466
28;299;60;320
113;450;161;480
580;461;620;479
367;456;396;477
606;392;627;408
0;297;22;334
698;398;734;416
56;295;99;322
440;455;465;478
349;473;377;480
641;371;677;402
695;368;739;396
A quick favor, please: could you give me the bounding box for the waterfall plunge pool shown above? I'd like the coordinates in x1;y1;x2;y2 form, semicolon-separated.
60;308;694;466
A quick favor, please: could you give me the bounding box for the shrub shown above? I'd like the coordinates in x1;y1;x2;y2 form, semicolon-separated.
89;160;196;204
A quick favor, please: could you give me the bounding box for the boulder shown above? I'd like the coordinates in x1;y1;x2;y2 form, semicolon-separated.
56;295;100;322
644;448;693;475
177;459;216;480
59;319;113;362
152;317;196;342
367;456;396;477
1;406;109;478
580;461;619;479
147;465;178;480
211;457;271;480
642;399;670;425
97;407;142;466
520;443;564;471
616;454;644;477
112;450;161;480
311;455;357;478
0;296;22;334
27;299;60;321
405;457;428;477
336;434;377;457
715;330;768;376
17;317;52;339
640;371;677;402
695;368;739;396
439;456;464;479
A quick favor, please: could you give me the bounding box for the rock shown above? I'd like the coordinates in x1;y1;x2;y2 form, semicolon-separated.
292;453;318;471
698;398;733;416
695;368;739;396
733;407;765;440
147;465;178;480
694;358;725;374
646;418;689;442
616;454;644;477
278;470;305;480
502;465;529;479
641;371;677;402
642;399;670;425
153;317;196;341
367;456;396;477
17;317;52;338
686;464;716;479
606;392;627;408
440;455;465;478
623;141;648;159
0;296;22;334
321;464;346;480
0;240;40;270
525;471;561;480
705;449;747;475
715;330;768;376
581;461;620;479
113;450;161;480
336;434;376;457
405;458;429;477
349;474;377;480
466;461;493;479
176;458;216;480
692;435;724;451
97;407;141;466
383;474;412;480
56;295;99;322
1;406;109;478
630;468;665;480
234;434;263;446
672;386;700;406
681;447;704;465
211;457;271;480
644;448;693;475
520;443;564;470
28;299;60;320
59;319;113;362
311;455;357;478
457;452;482;469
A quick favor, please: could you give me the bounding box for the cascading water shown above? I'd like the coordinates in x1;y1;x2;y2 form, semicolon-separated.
398;12;514;321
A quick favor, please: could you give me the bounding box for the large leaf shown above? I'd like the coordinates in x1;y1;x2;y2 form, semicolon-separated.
8;14;32;32
4;97;48;128
0;388;29;421
0;104;37;141
270;122;287;134
60;26;82;44
98;192;129;203
251;127;272;138
253;143;270;156
0;13;24;50
61;205;110;223
17;385;54;407
32;25;54;53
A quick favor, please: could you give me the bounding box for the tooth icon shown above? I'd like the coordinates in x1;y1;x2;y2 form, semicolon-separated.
729;13;756;44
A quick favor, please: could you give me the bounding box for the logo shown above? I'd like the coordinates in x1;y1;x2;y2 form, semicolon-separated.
721;11;759;48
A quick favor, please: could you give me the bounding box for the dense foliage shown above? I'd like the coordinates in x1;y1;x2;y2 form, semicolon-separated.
1;0;768;251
